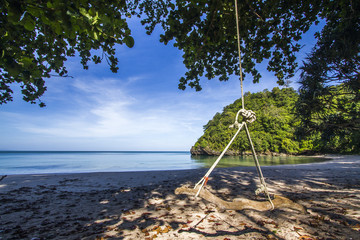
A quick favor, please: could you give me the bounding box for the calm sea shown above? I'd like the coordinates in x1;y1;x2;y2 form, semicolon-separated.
0;151;329;175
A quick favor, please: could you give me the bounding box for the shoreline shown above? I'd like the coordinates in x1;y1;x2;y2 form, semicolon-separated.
190;145;346;157
1;154;359;239
0;153;337;177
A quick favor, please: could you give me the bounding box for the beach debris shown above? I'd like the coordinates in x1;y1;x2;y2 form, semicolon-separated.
141;225;172;239
99;199;109;204
351;223;360;231
294;226;303;232
0;175;7;182
265;234;278;240
298;235;315;240
175;186;306;213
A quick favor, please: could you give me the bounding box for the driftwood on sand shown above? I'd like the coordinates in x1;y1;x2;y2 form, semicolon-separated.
175;186;306;213
0;175;7;182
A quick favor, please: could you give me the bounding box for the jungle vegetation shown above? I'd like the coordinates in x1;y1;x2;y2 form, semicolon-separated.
192;87;359;155
296;1;359;153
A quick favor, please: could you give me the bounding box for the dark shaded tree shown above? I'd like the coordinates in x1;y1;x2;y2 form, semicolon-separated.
297;0;360;153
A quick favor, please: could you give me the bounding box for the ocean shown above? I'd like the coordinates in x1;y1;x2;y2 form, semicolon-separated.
0;151;329;175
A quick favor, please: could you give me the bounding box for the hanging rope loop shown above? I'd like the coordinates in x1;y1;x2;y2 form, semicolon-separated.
230;109;256;129
255;184;267;195
193;0;274;210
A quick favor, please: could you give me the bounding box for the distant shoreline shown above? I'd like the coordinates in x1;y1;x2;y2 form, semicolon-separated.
0;154;355;177
0;151;336;176
190;146;355;157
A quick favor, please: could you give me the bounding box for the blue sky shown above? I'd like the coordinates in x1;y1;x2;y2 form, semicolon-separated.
0;18;321;151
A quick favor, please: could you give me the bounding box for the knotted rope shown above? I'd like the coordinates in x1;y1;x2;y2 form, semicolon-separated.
230;109;256;129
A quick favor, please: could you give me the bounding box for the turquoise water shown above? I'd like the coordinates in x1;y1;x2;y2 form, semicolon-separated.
0;151;329;175
191;155;330;168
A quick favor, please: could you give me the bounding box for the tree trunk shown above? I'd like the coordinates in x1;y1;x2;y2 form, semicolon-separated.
175;186;306;213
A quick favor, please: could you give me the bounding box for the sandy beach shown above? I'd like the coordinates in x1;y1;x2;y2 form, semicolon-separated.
1;155;359;239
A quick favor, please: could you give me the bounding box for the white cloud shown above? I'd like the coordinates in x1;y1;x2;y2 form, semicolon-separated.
1;68;285;151
5;76;215;150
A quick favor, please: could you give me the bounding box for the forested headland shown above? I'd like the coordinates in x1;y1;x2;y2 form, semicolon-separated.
191;87;359;156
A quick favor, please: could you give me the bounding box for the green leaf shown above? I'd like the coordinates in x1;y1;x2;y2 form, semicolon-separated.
93;31;98;40
21;57;33;66
124;36;134;48
41;15;51;25
54;23;62;35
23;15;36;31
47;2;53;8
79;7;92;20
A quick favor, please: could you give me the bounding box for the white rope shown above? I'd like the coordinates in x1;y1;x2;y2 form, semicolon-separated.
194;122;245;197
233;0;274;209
193;0;274;210
234;0;245;109
243;122;274;209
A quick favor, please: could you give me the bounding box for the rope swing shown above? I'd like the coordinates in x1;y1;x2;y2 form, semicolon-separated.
193;0;274;209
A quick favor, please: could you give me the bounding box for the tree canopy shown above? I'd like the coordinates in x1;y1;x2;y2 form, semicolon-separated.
1;0;358;109
0;0;170;106
296;0;359;152
147;0;322;90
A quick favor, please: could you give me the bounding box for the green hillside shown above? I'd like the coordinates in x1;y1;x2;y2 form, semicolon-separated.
191;87;309;155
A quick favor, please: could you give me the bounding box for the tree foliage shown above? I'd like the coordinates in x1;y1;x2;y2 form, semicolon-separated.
0;0;330;106
144;0;322;91
194;86;359;155
0;0;170;106
296;0;360;152
2;0;359;139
